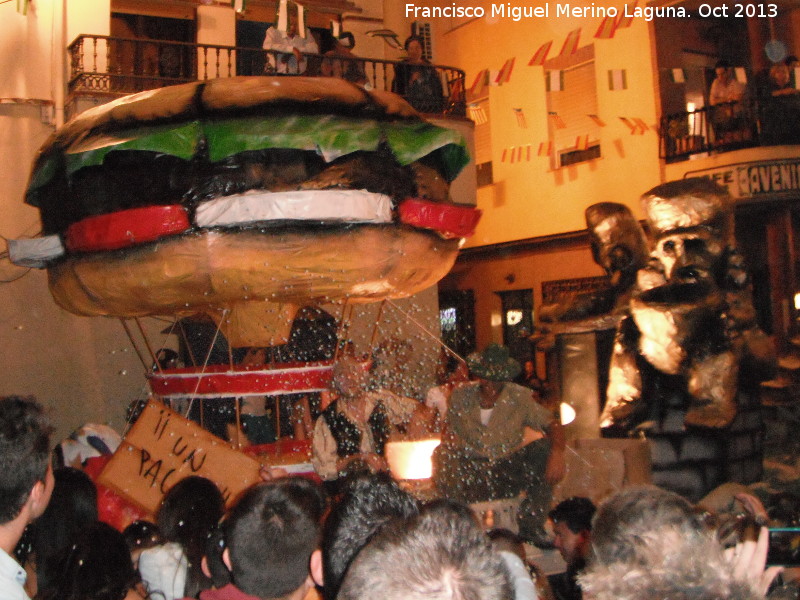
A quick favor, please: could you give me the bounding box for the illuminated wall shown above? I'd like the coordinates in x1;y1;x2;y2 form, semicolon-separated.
404;1;663;246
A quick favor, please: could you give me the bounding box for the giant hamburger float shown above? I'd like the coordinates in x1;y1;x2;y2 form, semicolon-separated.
11;76;479;346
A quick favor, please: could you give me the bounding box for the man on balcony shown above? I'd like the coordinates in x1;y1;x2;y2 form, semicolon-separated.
709;60;747;144
262;2;318;75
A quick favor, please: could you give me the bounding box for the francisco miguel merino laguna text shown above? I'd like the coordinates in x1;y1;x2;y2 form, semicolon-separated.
405;3;690;21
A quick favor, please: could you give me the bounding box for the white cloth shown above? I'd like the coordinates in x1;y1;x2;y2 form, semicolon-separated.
59;423;122;467
138;543;188;600
0;548;28;600
499;551;539;600
425;385;450;418
710;77;744;105
262;27;318;74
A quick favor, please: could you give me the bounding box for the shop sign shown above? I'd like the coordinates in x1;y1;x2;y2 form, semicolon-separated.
687;159;800;201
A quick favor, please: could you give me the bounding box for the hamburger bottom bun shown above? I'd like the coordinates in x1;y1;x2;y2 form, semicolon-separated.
48;226;460;347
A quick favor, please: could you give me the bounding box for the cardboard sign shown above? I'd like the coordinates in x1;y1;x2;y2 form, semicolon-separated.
98;400;262;514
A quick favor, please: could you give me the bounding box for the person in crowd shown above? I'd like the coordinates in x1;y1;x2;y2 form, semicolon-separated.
516;360;547;400
709;59;747;144
262;3;318;75
759;62;800;145
0;396;53;600
336;499;513;600
488;528;541;600
433;343;566;545
192;477;325;600
391;35;445;113
28;467;98;596
199;524;231;590
425;352;469;426
39;522;143;600
228;347;277;447
547;497;595;600
578;485;781;600
311;354;431;492
320;33;368;87
320;472;418;600
139;476;225;600
122;520;162;571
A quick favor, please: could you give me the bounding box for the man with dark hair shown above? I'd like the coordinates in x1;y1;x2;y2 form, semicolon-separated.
198;477;325;600
337;500;513;600
547;497;596;600
320;472;418;600
0;396;54;600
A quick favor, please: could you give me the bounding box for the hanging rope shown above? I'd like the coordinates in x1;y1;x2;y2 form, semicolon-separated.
119;319;151;374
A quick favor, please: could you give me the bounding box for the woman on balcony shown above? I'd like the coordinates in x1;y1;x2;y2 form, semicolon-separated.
391;36;444;113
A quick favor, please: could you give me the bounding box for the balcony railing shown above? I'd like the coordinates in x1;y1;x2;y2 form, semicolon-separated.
660;95;800;161
67;34;467;118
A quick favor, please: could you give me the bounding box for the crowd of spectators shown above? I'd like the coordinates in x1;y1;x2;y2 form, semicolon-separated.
1;393;799;600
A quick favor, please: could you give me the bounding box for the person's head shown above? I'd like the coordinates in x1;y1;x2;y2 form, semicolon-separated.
31;467;98;591
158;476;225;596
404;36;424;62
39;521;138;600
548;497;595;566
224;478;325;599
770;63;791;87
714;59;731;80
241;347;267;366
640;178;733;286
0;396;54;525
201;523;231;589
466;344;522;384
321;472;418;600
337;500;513;600
332;355;371;400
338;32;355;50
153;348;180;371
122;520;162;570
579;486;759;600
436;353;469;386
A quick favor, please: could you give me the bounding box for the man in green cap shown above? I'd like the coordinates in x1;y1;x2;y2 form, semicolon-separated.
433;343;565;543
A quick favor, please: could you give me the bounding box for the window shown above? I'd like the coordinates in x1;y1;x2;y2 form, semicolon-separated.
496;289;533;365
545;46;601;168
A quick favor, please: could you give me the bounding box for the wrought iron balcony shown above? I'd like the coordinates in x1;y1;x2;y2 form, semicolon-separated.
67;34;467;118
660;95;800;161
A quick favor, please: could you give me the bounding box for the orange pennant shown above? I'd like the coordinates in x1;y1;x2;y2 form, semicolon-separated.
529;40;553;66
587;114;606;127
617;1;637;28
495;58;516;84
594;15;617;39
560;28;581;56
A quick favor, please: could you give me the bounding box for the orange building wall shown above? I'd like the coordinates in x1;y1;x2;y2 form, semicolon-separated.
418;2;663;247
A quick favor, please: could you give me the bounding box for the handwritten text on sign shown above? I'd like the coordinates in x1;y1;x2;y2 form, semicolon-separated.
98;401;261;515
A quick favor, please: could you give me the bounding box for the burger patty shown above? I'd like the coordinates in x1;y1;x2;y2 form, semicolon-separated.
36;146;438;236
